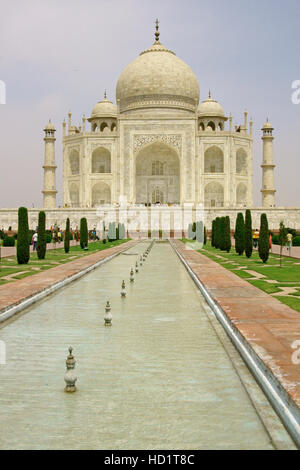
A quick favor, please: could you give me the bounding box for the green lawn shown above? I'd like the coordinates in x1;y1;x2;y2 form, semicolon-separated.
182;239;300;314
0;239;129;285
274;296;300;312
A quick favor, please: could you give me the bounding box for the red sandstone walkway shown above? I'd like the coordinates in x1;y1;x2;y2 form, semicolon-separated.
0;240;136;314
171;240;300;410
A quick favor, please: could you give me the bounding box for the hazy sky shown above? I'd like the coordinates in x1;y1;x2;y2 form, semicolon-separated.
1;0;300;208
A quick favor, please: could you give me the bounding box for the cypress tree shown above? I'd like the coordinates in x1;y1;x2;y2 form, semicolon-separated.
244;209;253;258
17;207;30;264
215;217;220;248
37;210;46;260
80;217;88;249
213;218;217;248
218;217;224;250
204;226;207;246
217;217;223;249
64;218;70;253
235;212;245;255
278;221;288;268
224;216;231;253
258;213;269;263
211;220;215;247
213;220;216;247
220;217;226;250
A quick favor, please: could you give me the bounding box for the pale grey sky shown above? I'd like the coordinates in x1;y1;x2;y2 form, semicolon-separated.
1;0;300;208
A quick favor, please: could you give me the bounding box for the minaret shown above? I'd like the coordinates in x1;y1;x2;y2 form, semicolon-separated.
249;117;253;136
261;119;276;207
42;120;57;208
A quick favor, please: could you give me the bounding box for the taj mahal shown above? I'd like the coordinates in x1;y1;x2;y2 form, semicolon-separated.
1;21;300;232
60;21;257;210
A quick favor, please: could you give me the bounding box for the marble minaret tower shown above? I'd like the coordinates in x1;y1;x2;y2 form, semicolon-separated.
261;119;276;208
42;120;57;209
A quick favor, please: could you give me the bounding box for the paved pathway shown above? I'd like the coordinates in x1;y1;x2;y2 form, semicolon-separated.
269;244;300;259
231;238;300;259
0;240;136;314
231;237;300;260
171;240;300;412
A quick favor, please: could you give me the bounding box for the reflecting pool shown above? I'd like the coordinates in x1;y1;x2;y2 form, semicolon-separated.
0;242;277;449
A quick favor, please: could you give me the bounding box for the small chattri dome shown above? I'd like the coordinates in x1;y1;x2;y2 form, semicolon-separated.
262;119;273;129
44;120;55;130
198;93;225;117
91;96;117;118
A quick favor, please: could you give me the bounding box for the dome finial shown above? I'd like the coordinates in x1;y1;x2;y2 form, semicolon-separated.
104;90;107;99
208;90;211;99
155;18;160;43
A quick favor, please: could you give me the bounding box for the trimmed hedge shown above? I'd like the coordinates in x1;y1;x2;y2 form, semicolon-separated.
273;234;300;246
3;236;15;247
293;236;300;246
287;228;298;238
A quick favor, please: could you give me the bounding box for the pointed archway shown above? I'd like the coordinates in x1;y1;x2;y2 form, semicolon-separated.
135;142;180;204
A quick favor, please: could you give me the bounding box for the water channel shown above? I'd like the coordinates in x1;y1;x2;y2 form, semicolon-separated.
0;242;293;449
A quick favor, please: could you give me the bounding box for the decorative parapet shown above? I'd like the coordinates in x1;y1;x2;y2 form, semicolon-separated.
133;134;182;154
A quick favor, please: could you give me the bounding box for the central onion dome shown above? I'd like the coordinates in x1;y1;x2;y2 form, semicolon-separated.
116;20;200;114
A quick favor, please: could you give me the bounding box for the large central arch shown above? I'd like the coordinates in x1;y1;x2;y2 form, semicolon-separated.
135;142;180;204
